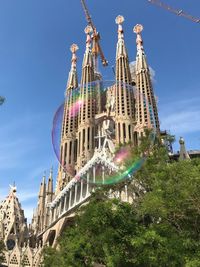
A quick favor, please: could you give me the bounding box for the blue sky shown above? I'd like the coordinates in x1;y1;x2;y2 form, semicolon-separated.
0;0;200;221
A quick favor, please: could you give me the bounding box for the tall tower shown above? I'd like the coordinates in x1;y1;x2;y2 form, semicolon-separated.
45;168;54;228
57;44;79;192
114;16;135;145
31;169;53;234
133;24;160;138
36;174;46;234
46;167;54;203
77;26;96;169
0;185;28;249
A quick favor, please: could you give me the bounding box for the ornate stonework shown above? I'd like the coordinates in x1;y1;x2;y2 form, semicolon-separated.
0;185;28;250
1;15;161;267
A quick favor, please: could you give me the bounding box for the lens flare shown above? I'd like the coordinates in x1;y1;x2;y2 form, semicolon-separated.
52;80;156;184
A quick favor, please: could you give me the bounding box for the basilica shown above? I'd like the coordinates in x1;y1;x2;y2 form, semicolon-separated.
0;14;197;267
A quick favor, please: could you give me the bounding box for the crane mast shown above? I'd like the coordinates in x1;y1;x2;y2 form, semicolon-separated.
80;0;108;68
148;0;200;24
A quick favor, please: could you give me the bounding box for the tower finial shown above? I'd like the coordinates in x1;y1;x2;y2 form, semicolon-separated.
42;171;46;185
84;25;92;49
70;44;79;68
133;24;144;49
115;15;125;39
50;166;53;176
9;183;17;195
66;44;79;91
49;166;53;180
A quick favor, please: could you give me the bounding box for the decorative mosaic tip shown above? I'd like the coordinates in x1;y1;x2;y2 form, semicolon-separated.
84;25;93;34
133;24;143;34
70;44;79;53
115;15;125;25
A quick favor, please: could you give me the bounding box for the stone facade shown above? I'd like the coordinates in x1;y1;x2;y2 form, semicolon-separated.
0;16;161;267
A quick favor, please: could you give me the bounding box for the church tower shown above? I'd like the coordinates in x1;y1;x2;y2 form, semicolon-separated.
77;26;96;169
31;169;54;235
114;16;135;145
36;174;46;234
43;168;54;229
46;167;54;203
133;24;160;138
0;185;28;250
57;44;79;192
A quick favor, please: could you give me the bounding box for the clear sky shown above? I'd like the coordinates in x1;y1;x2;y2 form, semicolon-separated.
0;0;200;221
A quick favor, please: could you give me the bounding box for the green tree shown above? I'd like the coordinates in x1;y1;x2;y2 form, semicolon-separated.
43;133;200;267
0;96;5;105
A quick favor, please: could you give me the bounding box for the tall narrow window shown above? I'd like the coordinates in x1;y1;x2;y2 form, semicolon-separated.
64;143;67;165
83;129;85;151
128;125;131;141
78;132;81;155
123;123;126;142
60;145;63;166
88;127;90;149
134;132;138;146
69;141;72;164
92;127;95;149
74;139;77;163
118;123;121;143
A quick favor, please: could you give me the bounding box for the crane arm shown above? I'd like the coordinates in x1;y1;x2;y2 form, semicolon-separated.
97;41;108;66
80;0;95;30
148;0;200;23
80;0;108;67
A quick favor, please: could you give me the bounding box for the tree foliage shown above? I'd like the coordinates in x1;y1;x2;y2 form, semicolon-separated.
43;133;200;267
0;96;5;106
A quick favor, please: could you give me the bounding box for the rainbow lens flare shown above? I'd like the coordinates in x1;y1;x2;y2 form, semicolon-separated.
52;80;156;184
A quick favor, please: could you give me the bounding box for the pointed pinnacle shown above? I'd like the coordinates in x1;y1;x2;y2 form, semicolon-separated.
116;15;125;40
115;15;125;25
133;24;143;34
133;24;144;49
49;166;53;179
42;171;46;184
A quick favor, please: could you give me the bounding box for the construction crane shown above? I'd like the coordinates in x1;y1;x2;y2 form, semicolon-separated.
148;0;200;24
80;0;108;68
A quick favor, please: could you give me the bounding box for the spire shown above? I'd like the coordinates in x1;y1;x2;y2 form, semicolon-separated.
134;24;143;49
133;24;148;71
179;137;190;160
35;173;47;233
66;44;79;91
82;25;93;68
50;166;53;179
76;25;96;169
9;183;17;197
46;167;53;203
115;15;128;59
42;172;46;184
39;172;46;199
56;44;80;193
114;15;135;145
116;15;124;40
133;24;160;134
0;186;28;246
